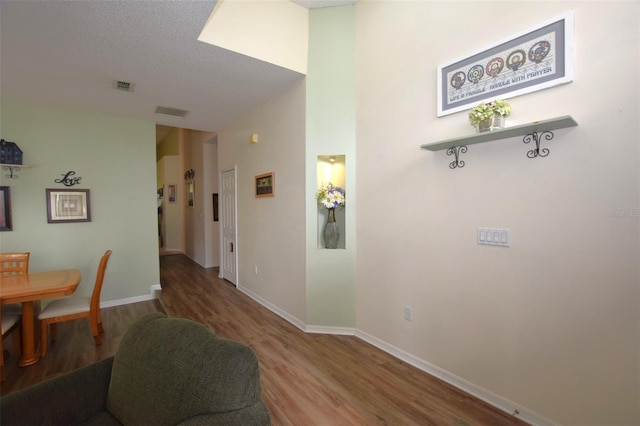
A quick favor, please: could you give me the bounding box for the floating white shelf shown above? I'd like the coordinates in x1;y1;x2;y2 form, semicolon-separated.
420;115;578;152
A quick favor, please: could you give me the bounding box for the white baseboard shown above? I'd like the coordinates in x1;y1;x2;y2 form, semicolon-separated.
150;284;161;297
99;284;161;309
111;281;552;425
237;286;554;426
305;324;356;335
237;285;307;332
354;329;555;426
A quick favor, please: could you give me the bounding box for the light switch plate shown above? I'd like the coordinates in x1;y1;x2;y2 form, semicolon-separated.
478;228;510;247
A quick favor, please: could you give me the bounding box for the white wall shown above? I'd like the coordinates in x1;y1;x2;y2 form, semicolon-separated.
0;98;160;302
355;1;639;425
157;155;181;251
181;129;217;267
217;78;307;322
199;0;309;74
203;136;220;268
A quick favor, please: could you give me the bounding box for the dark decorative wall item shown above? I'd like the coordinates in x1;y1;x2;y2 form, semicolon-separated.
55;171;82;186
213;193;219;221
0;186;12;231
0;139;23;165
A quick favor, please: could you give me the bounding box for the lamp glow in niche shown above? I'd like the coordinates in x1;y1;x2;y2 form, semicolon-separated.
184;169;195;207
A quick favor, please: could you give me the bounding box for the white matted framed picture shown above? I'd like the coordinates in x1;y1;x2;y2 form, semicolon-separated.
437;11;574;117
46;188;91;223
168;184;177;203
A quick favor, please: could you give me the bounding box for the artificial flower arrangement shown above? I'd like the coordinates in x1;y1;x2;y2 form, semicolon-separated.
316;182;345;209
468;99;511;125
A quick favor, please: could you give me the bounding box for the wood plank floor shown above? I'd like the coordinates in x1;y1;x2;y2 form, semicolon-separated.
1;254;528;425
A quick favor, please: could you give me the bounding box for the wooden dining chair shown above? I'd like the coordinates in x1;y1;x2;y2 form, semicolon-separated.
39;250;112;357
0;252;30;316
1;309;21;382
0;252;30;276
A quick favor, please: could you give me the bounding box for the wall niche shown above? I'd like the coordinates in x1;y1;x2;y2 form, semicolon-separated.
316;155;346;249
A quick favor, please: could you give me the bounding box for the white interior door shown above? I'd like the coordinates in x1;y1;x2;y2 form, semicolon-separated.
221;168;237;285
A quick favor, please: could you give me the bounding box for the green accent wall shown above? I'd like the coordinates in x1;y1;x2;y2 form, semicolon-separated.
0;98;159;301
305;5;356;326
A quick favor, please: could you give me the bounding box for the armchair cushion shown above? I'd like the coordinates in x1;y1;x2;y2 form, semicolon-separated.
107;313;270;425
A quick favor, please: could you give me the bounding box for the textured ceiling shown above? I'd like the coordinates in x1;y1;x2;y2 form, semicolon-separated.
0;0;324;135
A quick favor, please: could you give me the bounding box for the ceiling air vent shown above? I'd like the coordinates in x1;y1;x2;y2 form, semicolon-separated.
155;106;189;118
112;80;135;92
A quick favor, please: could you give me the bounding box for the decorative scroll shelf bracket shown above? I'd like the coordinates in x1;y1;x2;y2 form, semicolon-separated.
1;164;29;179
420;116;577;169
446;145;467;169
523;131;553;158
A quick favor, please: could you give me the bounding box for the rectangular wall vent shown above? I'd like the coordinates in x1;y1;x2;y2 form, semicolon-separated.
155;106;189;118
112;80;134;92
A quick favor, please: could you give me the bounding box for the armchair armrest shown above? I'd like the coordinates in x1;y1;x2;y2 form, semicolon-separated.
0;357;114;426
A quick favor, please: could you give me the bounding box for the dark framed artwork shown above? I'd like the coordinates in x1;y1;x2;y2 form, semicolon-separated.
212;193;219;221
0;186;12;231
255;172;274;198
46;188;91;223
437;11;574;116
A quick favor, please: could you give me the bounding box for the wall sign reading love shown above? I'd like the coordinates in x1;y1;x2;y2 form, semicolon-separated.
54;171;82;187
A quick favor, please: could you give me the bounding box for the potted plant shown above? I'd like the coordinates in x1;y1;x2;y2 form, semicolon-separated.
468;99;511;133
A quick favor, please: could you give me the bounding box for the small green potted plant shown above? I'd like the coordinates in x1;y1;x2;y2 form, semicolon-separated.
469;99;511;133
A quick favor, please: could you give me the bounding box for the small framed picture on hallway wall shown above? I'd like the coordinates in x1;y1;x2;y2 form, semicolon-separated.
212;193;219;221
168;184;177;204
255;172;274;198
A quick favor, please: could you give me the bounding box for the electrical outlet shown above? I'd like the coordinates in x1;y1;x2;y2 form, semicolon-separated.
404;306;413;321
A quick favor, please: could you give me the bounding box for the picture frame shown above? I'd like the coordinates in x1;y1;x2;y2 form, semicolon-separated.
168;184;177;204
46;188;91;223
437;11;574;117
0;186;12;231
255;172;274;198
212;193;219;222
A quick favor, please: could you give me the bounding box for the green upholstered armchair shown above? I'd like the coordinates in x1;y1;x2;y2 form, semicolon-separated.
0;313;271;425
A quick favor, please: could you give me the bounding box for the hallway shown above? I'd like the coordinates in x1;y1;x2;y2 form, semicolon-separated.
158;254;527;426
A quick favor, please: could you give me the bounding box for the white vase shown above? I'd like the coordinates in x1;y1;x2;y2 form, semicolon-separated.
475;116;505;133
